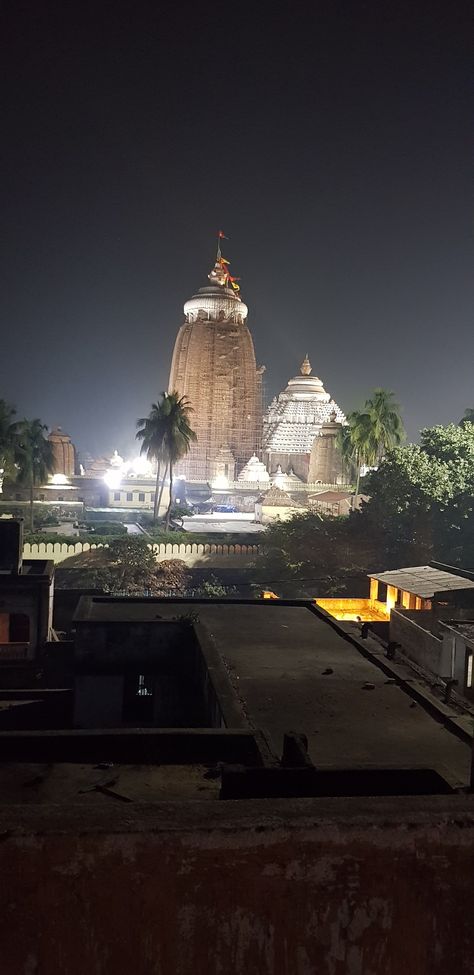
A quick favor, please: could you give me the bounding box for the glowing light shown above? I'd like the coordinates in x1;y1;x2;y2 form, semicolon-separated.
103;469;122;490
110;450;124;468
129;456;153;477
50;473;69;486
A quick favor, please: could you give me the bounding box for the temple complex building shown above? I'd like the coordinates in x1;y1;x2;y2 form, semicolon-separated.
263;356;346;482
168;249;264;481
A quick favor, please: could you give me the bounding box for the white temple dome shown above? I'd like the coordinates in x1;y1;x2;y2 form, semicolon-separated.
238;454;270;483
272;465;303;488
184;258;248;322
264;356;346;455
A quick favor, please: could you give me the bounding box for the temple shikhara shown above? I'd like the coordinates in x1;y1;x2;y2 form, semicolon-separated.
168;238;264;481
263;356;346;482
168;240;348;488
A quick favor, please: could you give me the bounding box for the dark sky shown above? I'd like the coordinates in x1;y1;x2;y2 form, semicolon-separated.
1;0;472;457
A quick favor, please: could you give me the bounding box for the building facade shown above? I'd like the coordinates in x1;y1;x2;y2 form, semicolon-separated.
168;252;263;481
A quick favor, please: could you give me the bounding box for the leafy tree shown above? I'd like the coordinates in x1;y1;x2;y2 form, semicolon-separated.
460;409;474;428
362;423;474;565
16;419;54;531
106;536;157;592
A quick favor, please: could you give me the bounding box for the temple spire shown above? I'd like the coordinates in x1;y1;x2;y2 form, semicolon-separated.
300;354;312;376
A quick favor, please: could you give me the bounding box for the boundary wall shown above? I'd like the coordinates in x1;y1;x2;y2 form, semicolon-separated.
23;541;260;567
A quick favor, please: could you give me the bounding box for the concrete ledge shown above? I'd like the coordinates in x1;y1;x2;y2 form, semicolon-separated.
0;727;266;765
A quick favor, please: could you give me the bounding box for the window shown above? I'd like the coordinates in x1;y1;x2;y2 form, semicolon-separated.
467;652;473;689
126;492;133;502
151;493;155;503
138;492;145;502
114;492;121;501
0;613;30;645
122;673;154;723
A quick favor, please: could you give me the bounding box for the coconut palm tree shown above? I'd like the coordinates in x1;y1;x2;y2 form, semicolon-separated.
344;390;404;494
16;419;54;531
336;424;357;484
0;399;19;493
364;389;404;462
136;400;168;523
346;410;378;495
161;392;197;531
137;392;197;529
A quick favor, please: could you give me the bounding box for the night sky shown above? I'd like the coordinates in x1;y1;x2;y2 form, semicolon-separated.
1;1;472;457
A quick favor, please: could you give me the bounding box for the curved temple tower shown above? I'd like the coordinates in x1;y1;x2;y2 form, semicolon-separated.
263;356;346;482
168;248;263;482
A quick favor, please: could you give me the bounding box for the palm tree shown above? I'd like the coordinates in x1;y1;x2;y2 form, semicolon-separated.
161;392;197;531
344;390;404;495
0;399;19;493
346;410;378;495
136;400;168;523
364;389;404;462
137;392;197;529
336;425;354;484
460;408;474;428
16;419;54;531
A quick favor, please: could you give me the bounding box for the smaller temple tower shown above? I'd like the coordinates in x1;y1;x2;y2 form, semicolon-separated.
48;428;76;477
308;412;343;484
263;356;346;482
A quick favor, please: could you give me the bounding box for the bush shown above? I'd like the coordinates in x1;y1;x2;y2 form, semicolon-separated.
84;522;127;536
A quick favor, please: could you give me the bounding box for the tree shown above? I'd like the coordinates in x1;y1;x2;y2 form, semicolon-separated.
136;392;197;528
0;399;19;493
460;409;474;428
136;399;168;523
345;390;404;493
336;425;357;483
16;419;54;531
159;392;197;531
106;536;157;592
362;423;474;565
346;410;377;494
364;389;404;462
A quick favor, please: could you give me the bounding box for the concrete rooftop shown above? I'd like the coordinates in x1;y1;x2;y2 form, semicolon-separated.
151;601;471;786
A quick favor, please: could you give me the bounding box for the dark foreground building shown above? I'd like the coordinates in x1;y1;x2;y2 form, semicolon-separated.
1;523;474;973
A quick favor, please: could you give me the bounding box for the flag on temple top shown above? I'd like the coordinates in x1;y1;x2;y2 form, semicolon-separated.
218;231;228;239
219;256;230;265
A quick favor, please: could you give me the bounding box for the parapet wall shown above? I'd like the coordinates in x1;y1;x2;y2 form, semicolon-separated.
1;796;474;974
23;541;260;566
390;609;446;676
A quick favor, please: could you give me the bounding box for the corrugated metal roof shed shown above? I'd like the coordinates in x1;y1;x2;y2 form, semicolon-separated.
368;566;474;598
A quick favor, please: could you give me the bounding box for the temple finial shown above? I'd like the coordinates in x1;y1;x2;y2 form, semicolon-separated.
208;233;241;296
300;354;312;376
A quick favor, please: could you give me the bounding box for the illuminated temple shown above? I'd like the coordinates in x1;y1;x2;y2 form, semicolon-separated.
168;246;264;481
263;356;346;482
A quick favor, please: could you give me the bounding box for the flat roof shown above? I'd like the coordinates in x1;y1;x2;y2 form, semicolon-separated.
369;565;474;598
142;601;470;785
